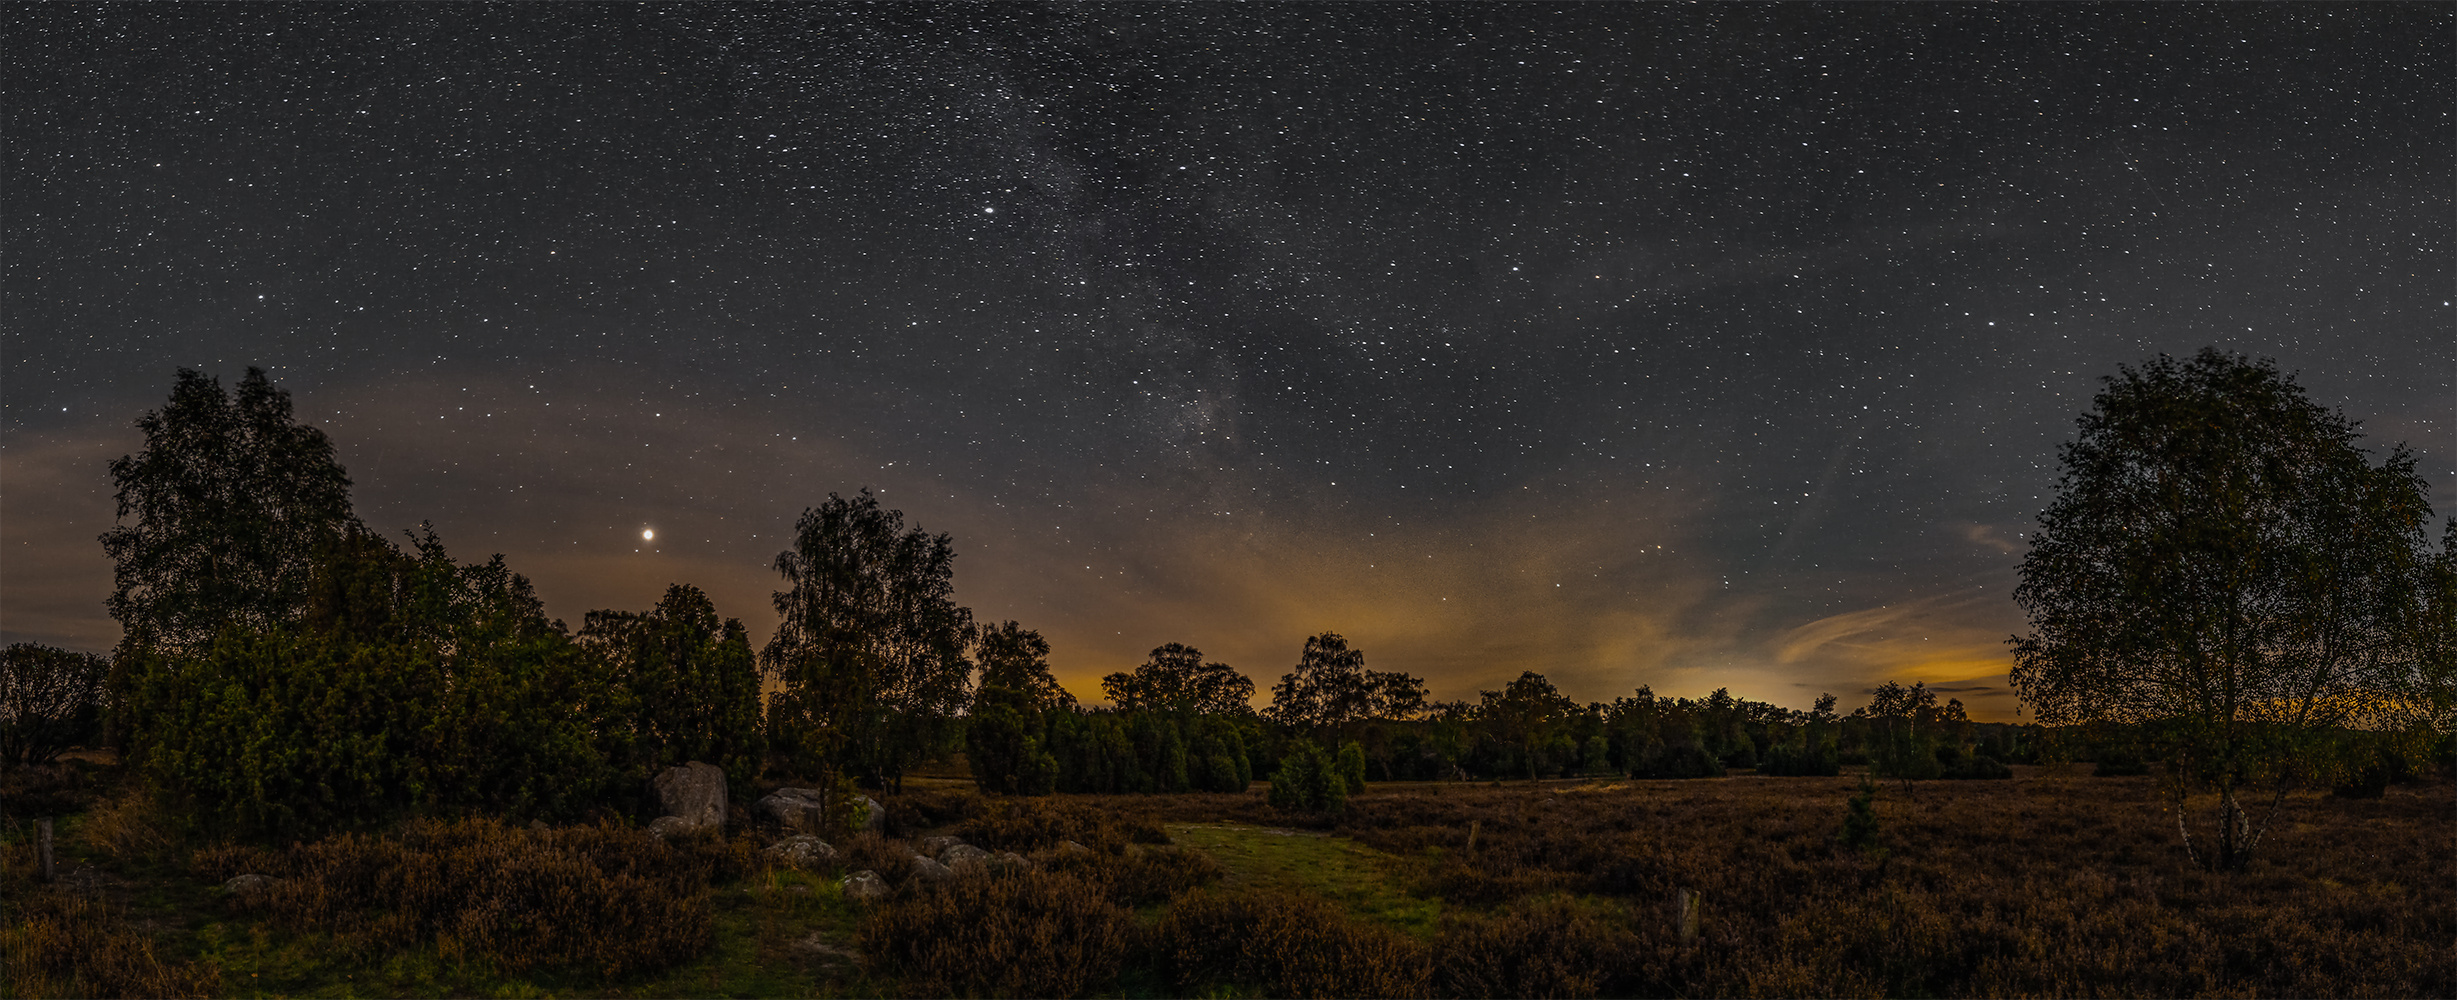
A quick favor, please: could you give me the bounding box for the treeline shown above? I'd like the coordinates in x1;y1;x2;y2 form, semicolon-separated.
1;369;2176;841
18;368;2038;838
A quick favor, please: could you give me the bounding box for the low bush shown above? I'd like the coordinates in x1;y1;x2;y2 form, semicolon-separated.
1155;886;1431;998
198;817;741;978
1;886;221;999
76;789;178;863
855;868;1134;997
1041;843;1223;906
958;795;1171;854
1434;895;1657;998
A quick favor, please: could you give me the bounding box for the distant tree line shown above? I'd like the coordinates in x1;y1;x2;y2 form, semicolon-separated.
18;361;2451;846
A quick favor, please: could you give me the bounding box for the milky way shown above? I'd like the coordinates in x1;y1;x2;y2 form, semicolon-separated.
6;5;2449;716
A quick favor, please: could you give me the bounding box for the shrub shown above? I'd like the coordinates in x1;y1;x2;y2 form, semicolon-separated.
1434;895;1644;998
1270;739;1348;814
0;643;109;768
958;796;1170;855
1156;887;1430;998
1040;843;1222;906
1;886;220;999
1841;777;1882;853
120;531;630;839
207;817;728;978
1336;740;1369;794
78;790;177;863
856;869;1134;997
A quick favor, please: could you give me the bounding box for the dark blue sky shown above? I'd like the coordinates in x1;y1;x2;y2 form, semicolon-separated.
6;4;2449;716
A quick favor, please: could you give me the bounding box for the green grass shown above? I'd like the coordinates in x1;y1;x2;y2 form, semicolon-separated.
1165;823;1440;936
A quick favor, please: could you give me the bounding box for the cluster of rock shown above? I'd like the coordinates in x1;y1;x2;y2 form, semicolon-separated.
836;834;1033;901
754;784;885;834
640;761;890;842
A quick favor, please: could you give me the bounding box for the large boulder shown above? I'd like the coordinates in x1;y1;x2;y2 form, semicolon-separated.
224;873;275;895
651;761;727;833
940;843;991;871
919;835;965;857
860;795;885;833
646;815;703;840
907;855;955;883
758;787;830;829
841;869;890;901
767;834;837;869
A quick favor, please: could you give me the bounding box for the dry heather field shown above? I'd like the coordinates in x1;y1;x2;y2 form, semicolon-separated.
4;765;2450;998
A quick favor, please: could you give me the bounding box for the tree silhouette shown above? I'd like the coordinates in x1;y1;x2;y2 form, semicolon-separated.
0;644;109;767
968;621;1065;795
763;490;974;792
1860;680;1943;790
579;584;767;789
1478;671;1579;780
1102;643;1255;716
1266;632;1424;742
101;367;358;656
2011;349;2442;870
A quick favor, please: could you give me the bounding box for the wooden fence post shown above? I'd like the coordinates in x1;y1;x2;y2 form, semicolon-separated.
38;817;55;884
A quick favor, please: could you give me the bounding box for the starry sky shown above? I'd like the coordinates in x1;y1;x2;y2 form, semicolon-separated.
5;4;2450;718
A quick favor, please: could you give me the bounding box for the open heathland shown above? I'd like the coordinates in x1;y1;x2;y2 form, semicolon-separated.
4;761;2450;998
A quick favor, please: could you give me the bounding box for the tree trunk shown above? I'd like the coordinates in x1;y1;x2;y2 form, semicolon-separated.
2217;783;2252;871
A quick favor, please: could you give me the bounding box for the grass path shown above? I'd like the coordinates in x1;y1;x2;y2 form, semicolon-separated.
1165;823;1440;936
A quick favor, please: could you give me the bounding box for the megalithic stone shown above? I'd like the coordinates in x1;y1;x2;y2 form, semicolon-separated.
1677;887;1700;944
38;818;54;883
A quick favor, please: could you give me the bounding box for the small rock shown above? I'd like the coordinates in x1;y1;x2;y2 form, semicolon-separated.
651;761;728;833
1057;839;1093;856
527;819;550;832
766;834;837;869
907;855;955;882
647;814;701;840
919;835;965;857
940;843;992;870
224;873;275;895
790;932;859;962
841;869;890;901
992;850;1031;871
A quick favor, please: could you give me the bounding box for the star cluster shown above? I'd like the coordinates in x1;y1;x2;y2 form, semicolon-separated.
5;5;2448;716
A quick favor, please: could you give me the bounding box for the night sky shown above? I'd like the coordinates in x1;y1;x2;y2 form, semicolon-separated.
6;4;2450;718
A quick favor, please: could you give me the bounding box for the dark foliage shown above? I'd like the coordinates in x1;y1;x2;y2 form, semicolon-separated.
1;885;220;999
1156;887;1431;999
763;490;974;792
1102;642;1256;717
578;583;767;790
101;367;359;658
0;643;109;767
119;528;623;838
855;869;1135;998
2012;348;2443;870
195;817;744;978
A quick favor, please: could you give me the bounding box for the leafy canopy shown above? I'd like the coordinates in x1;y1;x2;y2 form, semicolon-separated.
102;367;358;655
1103;643;1255;716
762;489;975;789
2010;349;2441;869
